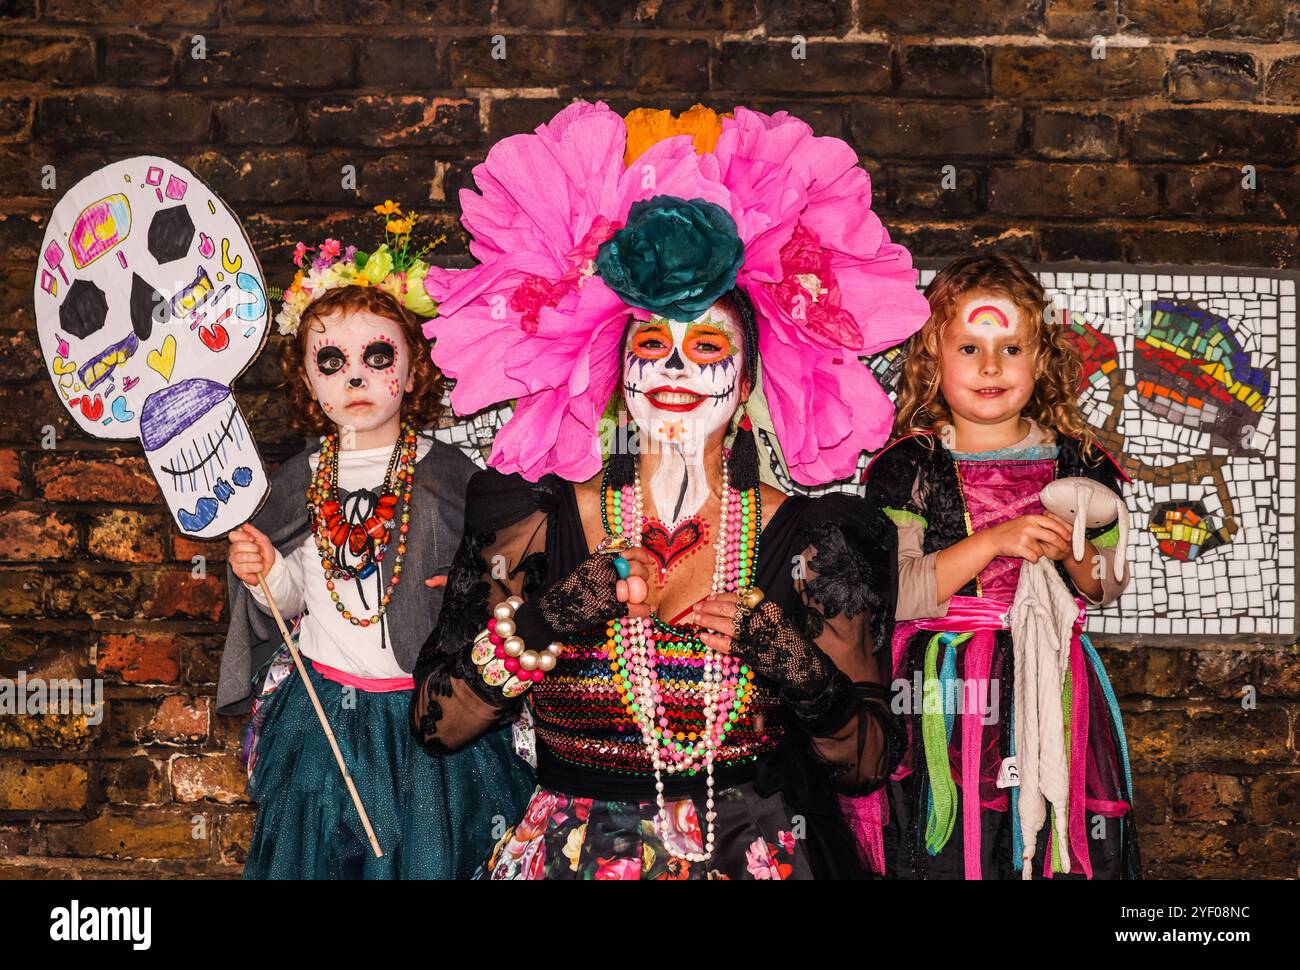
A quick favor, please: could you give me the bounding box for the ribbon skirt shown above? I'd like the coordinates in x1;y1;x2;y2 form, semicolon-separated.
845;596;1135;879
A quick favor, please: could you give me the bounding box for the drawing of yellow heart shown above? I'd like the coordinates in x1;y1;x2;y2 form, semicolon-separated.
52;356;77;376
147;335;176;381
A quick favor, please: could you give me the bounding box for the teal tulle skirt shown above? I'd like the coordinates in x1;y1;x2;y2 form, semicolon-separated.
243;660;534;880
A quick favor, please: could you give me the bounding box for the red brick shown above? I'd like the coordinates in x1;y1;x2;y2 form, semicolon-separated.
169;754;249;804
33;455;159;503
147;695;209;743
0;509;78;561
1172;771;1243;822
0;449;20;496
144;570;226;622
97;633;181;685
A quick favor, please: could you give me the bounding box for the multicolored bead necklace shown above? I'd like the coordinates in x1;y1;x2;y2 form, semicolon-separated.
599;448;761;861
305;423;416;639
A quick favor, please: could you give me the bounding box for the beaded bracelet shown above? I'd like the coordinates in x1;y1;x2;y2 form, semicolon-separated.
470;596;561;699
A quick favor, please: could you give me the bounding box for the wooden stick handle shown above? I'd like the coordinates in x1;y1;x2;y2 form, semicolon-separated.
256;573;384;859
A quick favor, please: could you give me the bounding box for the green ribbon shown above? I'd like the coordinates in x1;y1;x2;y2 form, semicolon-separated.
922;630;972;856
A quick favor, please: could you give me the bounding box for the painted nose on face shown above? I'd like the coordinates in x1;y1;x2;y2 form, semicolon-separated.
664;348;686;372
349;377;364;388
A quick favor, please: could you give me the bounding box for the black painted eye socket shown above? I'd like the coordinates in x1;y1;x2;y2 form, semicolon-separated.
364;341;395;369
316;347;346;374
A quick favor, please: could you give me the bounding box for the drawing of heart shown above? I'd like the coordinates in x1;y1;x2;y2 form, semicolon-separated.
642;517;706;573
147;334;176;381
76;394;104;421
198;323;229;352
110;396;134;423
52;356;77;376
198;232;215;259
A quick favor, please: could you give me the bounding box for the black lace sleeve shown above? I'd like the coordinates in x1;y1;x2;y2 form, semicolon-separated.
791;498;905;793
409;468;551;755
735;493;904;795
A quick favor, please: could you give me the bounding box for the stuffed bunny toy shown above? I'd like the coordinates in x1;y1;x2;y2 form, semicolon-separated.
1039;477;1128;582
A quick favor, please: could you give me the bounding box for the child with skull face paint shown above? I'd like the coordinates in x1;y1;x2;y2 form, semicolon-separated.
409;102;932;879
217;209;534;879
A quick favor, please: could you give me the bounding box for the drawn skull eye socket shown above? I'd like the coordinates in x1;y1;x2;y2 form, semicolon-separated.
684;326;731;365
364;340;395;370
630;323;672;360
316;346;347;375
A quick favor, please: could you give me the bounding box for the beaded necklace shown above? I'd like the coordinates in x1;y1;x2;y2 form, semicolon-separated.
305;423;416;638
598;449;761;861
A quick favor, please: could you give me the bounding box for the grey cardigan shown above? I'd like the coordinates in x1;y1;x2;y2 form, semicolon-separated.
216;432;480;715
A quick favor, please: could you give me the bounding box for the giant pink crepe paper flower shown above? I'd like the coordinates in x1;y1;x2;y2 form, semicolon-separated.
423;100;732;482
714;107;930;485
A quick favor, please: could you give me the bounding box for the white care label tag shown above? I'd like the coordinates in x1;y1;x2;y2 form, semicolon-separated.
997;755;1020;789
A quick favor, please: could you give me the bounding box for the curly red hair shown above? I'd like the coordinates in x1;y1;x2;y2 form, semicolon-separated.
280;285;446;436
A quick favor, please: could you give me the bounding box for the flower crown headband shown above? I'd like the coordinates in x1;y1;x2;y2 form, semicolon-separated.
274;200;445;335
423;101;931;486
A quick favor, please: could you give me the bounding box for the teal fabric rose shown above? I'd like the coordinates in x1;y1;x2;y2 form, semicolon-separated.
595;196;744;321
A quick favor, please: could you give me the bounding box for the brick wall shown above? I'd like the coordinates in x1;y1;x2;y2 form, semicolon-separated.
1;1;1297;877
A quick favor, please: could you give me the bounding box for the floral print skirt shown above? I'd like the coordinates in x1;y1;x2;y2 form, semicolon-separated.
481;781;812;880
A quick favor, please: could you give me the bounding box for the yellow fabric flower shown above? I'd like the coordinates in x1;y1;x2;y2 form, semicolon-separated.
373;200;402;216
623;104;730;168
386;217;414;235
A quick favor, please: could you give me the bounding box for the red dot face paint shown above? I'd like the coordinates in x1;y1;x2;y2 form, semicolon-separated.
300;310;412;444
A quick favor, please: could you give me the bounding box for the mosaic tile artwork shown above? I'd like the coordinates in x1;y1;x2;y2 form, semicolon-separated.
1033;267;1295;638
433;264;1298;639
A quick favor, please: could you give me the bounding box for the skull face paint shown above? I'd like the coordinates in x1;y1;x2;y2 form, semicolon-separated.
621;303;746;529
301;308;412;449
622;309;743;451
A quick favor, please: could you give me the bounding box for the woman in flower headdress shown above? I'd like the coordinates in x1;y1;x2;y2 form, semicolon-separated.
218;203;534;879
409;102;931;879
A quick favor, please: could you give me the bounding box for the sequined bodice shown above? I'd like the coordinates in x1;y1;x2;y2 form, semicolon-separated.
529;619;785;776
954;455;1057;601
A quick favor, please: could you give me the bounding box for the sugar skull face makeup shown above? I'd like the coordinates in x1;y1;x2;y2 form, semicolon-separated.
301;308;412;448
621;305;745;452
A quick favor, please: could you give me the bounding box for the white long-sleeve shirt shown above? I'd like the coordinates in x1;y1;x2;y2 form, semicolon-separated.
246;435;433;679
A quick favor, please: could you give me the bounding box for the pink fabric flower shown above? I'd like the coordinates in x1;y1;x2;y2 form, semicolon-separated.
714;107;930;484
745;837;780;879
594;856;642;880
424;100;730;482
292;242;309;268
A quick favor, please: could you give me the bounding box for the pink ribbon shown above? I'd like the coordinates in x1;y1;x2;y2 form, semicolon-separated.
311;659;414;693
842;596;1009;878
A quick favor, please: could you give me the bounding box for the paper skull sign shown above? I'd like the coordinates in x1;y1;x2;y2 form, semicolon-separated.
34;156;271;538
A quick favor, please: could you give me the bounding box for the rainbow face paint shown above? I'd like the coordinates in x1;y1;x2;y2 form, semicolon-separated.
964;299;1017;333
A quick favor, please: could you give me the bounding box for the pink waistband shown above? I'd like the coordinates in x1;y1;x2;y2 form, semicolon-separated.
311;660;414;693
